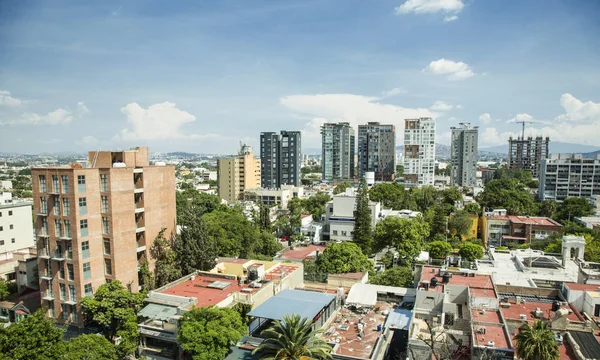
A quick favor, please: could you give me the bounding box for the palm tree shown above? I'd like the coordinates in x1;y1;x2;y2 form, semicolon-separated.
252;314;332;360
514;320;559;360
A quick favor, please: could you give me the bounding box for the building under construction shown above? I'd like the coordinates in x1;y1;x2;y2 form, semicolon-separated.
508;136;550;178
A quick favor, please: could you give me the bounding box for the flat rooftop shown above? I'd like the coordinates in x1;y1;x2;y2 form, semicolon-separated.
500;299;584;324
419;266;494;293
473;324;511;350
264;263;300;281
471;287;498;299
248;289;335;322
471;309;503;324
160;274;251;307
277;244;326;261
564;282;600;292
322;301;393;360
486;215;562;227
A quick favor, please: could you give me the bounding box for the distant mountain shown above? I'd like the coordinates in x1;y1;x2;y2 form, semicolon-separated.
395;144;505;161
583;150;600;159
481;142;600;155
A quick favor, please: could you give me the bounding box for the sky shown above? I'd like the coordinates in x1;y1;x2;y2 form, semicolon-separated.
1;0;599;154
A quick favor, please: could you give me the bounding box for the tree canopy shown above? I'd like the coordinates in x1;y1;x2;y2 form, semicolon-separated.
176;207;218;274
369;183;407;210
315;242;372;274
448;211;473;240
427;241;452;259
514;321;559;360
374;216;429;264
0;309;66;359
176;190;223;220
178;307;246;360
353;178;374;254
369;266;414;288
554;197;595;223
458;242;484;261
476;178;538;215
63;334;118;360
333;182;351;195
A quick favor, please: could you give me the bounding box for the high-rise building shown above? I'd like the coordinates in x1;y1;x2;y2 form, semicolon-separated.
450;123;479;187
321;122;355;181
508;136;550;178
357;122;396;181
218;144;261;202
404;117;436;186
539;153;600;202
259;131;301;188
32;146;176;326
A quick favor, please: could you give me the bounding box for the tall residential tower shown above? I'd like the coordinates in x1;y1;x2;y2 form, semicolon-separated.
32;146;176;326
450;123;479;187
218;144;261;202
404;117;436;186
357;122;396;181
259;131;302;188
321;122;355;181
508;136;550;178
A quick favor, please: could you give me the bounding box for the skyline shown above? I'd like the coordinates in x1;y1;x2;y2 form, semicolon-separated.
1;0;599;154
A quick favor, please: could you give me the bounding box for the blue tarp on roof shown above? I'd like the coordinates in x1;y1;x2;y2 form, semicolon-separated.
247;289;335;321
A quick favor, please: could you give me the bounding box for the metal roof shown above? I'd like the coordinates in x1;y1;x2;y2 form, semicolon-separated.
138;303;178;321
247;289;335;321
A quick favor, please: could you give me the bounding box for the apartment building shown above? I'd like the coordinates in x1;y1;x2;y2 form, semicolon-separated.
481;215;562;247
243;185;304;209
217;144;261;203
321;122;355;181
357;122;396;181
324;188;380;242
450;123;478;187
259;131;302;188
508;136;549;179
32;146;176;326
0;202;35;282
539;153;600;202
404;117;435;186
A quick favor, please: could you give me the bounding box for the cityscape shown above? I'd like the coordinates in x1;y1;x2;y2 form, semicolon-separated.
1;1;600;360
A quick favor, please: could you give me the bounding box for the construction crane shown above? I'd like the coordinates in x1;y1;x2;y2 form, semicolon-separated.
515;120;535;141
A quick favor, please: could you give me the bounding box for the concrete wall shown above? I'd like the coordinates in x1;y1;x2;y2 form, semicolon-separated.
0;202;34;260
582;291;600;316
415;290;444;313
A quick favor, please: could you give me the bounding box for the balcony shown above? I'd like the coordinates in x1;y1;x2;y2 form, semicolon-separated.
133;168;143;174
37;209;48;217
40;273;53;281
37;230;49;238
51;251;65;261
59;235;72;241
135;207;145;214
38;249;51;259
63;298;77;305
41;292;55;301
134;187;144;194
136;245;147;252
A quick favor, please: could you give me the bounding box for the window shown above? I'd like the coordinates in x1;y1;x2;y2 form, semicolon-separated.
0;240;4;246
58;264;64;280
55;219;62;237
62;198;70;216
60;283;67;300
101;196;109;213
78;197;87;216
53;197;60;216
9;225;13;230
42;218;48;235
79;220;88;237
11;238;15;243
100;174;108;192
102;217;110;234
81;241;90;259
49;306;54;318
67;264;74;281
61;175;68;193
83;262;91;280
39;175;46;192
40;197;48;214
69;285;76;302
84;283;93;297
64;220;71;238
103;238;111;255
71;305;78;323
332;230;338;236
61;304;68;321
104;259;112;275
8;211;12;216
52;175;59;193
77;175;86;193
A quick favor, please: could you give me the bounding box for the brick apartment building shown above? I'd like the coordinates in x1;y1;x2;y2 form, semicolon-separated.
32;146;176;326
481;215;562;247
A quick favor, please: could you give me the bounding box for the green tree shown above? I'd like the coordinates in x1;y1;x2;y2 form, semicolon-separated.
138;260;155;291
232;303;252;325
176;190;223;220
302;192;331;220
204;207;263;258
369;183;406;209
463;203;481;215
424;204;451;239
80;280;144;358
538;200;558;218
315;242;372;274
63;334;118;360
458;242;484;261
176;207;218;274
0;309;65;359
257;203;271;232
476;178;538;215
395;164;404;176
440;187;461;207
374;217;429;264
333;182;352;195
514;321;559;360
427;241;452;259
151;228;182;288
554;197;595;223
353;178;374;255
448;211;473;240
0;278;9;301
253;314;331;360
255;229;283;258
178;307;246;360
369;266;414;288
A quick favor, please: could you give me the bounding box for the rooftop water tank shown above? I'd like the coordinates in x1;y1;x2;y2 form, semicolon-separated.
112;162;126;168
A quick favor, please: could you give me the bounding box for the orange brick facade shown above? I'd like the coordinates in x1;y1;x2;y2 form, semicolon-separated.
32;147;176;327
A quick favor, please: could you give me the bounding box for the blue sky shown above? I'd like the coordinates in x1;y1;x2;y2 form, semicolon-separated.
1;0;599;154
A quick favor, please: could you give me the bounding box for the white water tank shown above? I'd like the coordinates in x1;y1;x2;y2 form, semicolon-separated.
113;162;126;168
365;172;375;186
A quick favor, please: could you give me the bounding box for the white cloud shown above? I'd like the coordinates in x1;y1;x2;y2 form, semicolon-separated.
423;59;475;81
444;15;458;22
77;101;89;115
555;93;600;122
77;136;100;147
456;104;464;109
280;94;436;146
430;101;453;111
118;102;220;141
0;108;73;126
507;113;533;123
0;90;23;107
395;0;464;15
436;130;452;145
479;113;492;125
381;87;407;98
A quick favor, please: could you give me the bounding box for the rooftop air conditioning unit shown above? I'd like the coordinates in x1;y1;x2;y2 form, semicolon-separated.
520;314;527;321
487;341;495;347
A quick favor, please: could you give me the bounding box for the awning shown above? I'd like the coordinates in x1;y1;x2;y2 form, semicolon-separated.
138;303;178;321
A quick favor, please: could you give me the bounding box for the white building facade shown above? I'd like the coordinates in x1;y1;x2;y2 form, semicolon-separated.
0;202;35;281
404;117;436;186
324;188;380;242
539;153;600;202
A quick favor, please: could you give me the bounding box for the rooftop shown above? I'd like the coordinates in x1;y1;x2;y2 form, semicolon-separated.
264;263;300;281
471;309;503;324
329;272;366;280
499;298;584;324
277;244;326;261
564;282;600;292
419;266;494;292
217;257;250;264
160;274;247;307
472;324;511;350
248;289;335;322
322;301;393;360
486;215;562;227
